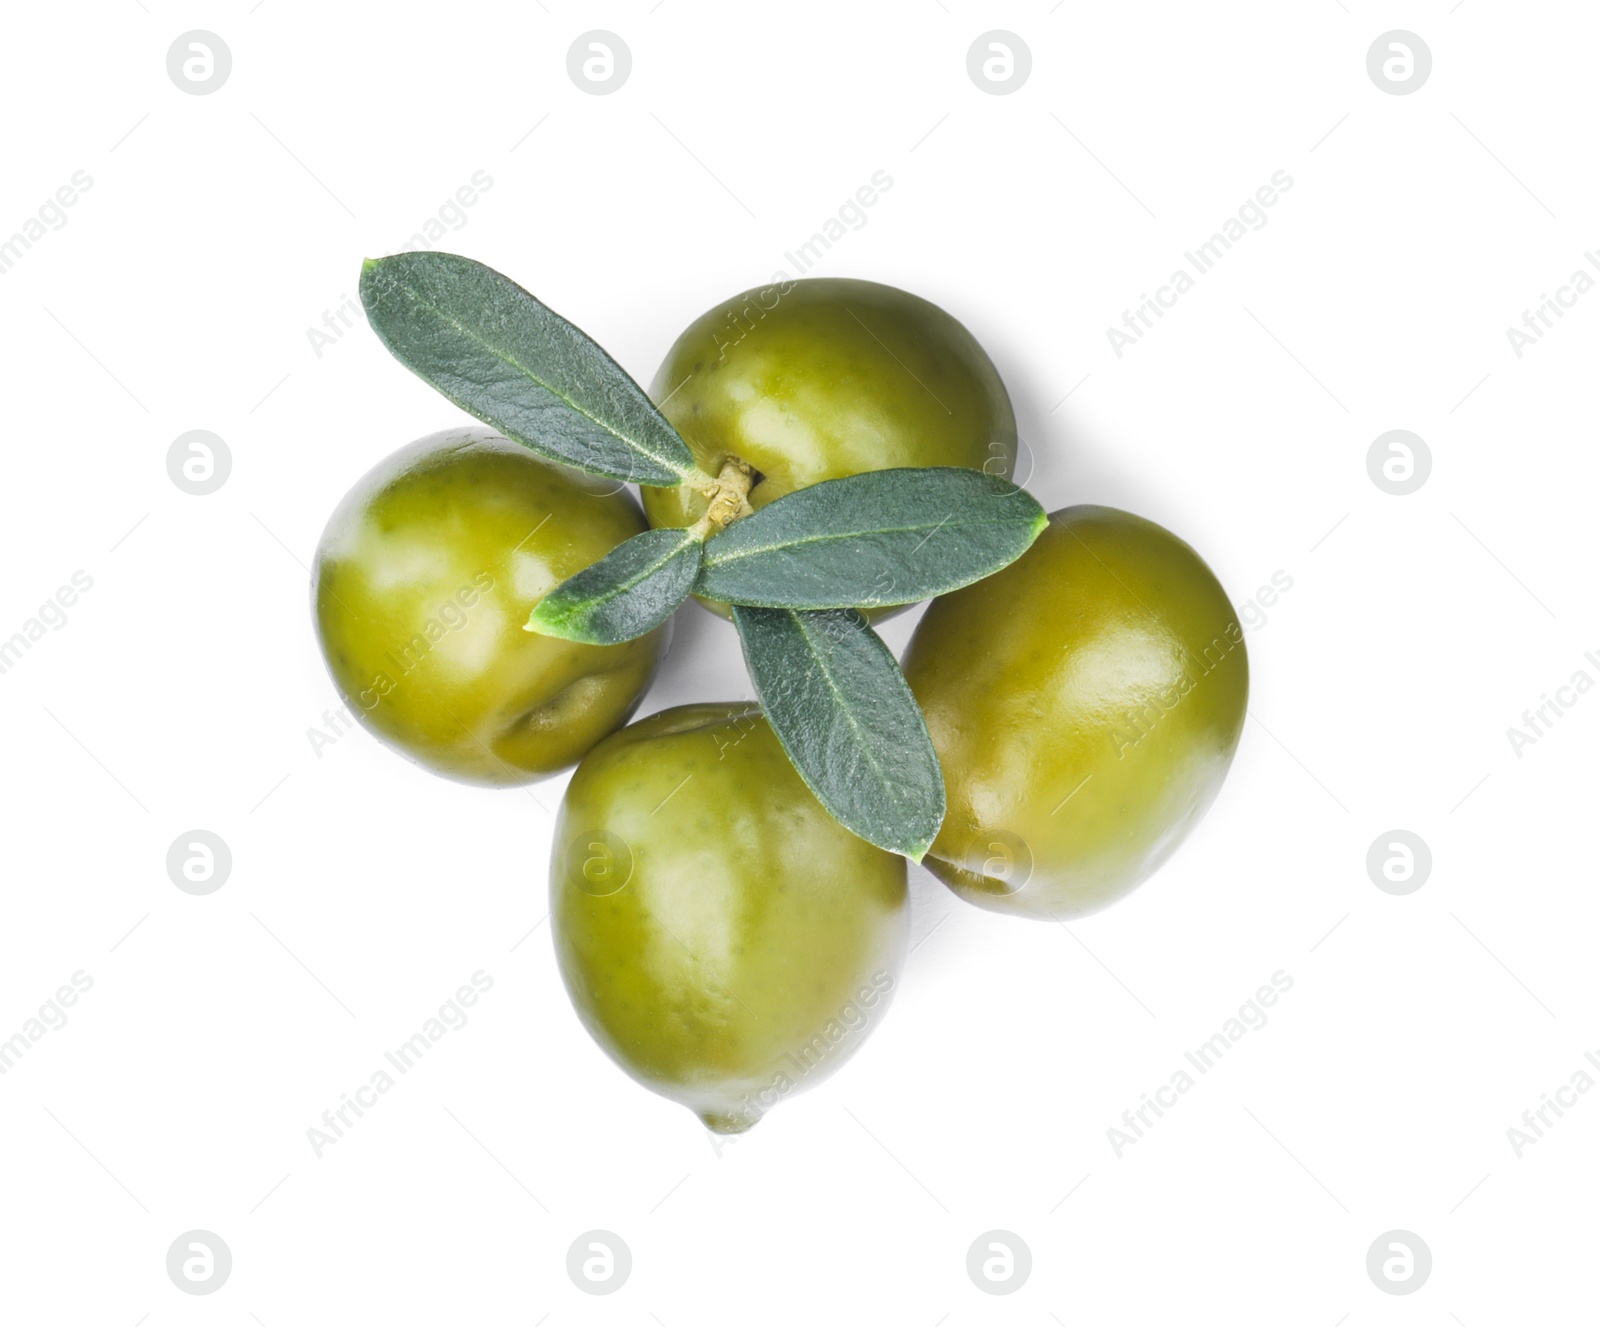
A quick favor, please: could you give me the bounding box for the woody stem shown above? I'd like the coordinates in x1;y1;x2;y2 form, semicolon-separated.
687;456;757;540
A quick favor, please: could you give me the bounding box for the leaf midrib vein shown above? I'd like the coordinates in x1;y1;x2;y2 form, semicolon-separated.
392;278;694;482
560;536;694;615
707;513;1022;570
789;610;918;825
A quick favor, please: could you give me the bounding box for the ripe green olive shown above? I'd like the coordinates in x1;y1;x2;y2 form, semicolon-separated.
643;277;1017;617
902;506;1248;919
551;703;909;1133
312;428;664;786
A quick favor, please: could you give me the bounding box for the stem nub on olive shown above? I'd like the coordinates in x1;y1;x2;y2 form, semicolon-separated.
551;703;909;1132
644;277;1018;619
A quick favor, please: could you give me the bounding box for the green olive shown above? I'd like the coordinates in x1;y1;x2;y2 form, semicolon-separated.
551;703;909;1132
902;506;1248;919
312;428;664;786
644;277;1017;617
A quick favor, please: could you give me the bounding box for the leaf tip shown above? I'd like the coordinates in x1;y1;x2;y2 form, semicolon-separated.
526;602;602;644
522;605;562;637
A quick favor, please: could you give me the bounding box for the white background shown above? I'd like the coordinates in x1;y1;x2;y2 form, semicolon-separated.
1;1;1595;1321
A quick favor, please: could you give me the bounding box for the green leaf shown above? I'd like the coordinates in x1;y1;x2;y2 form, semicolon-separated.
731;605;945;859
525;528;702;645
360;252;699;487
697;467;1047;609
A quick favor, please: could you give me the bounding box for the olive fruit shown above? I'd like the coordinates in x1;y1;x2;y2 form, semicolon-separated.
643;277;1017;616
312;428;664;786
551;703;909;1132
902;505;1248;919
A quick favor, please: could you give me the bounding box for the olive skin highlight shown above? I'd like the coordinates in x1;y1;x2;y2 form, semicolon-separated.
312;429;665;786
643;277;1017;617
902;506;1249;919
551;703;909;1133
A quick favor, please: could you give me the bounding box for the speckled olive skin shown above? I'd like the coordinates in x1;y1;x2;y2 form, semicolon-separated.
643;277;1017;618
312;429;664;786
552;703;909;1133
902;506;1248;920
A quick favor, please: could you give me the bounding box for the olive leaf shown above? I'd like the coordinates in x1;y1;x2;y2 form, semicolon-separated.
525;528;702;645
698;468;1047;609
731;605;945;860
360;252;699;487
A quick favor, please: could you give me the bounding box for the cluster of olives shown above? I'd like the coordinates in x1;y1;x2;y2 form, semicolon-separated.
314;278;1248;1133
